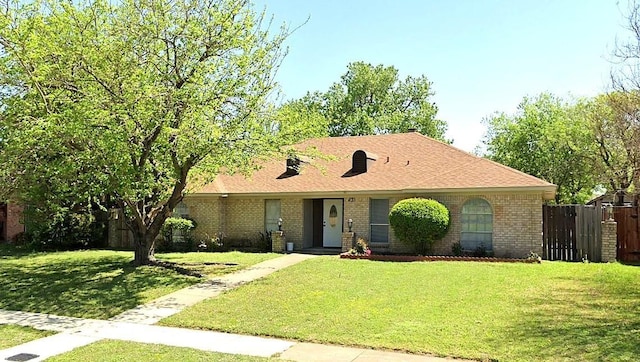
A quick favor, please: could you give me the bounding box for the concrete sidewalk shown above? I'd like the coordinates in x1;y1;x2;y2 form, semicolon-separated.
110;253;317;324
0;310;465;362
0;254;468;361
0;310;293;361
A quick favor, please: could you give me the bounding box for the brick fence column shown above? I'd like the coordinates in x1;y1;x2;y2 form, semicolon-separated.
601;220;617;262
341;232;355;252
272;231;285;253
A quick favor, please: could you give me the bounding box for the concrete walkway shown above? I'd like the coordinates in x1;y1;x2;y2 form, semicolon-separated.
110;253;317;324
0;310;293;361
0;310;463;362
0;254;467;362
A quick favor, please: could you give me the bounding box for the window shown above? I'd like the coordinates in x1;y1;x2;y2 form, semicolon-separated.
370;199;389;243
461;198;493;251
172;202;189;242
265;199;281;232
174;202;189;218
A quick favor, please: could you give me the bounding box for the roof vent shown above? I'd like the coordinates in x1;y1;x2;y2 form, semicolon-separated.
407;128;417;133
348;150;378;175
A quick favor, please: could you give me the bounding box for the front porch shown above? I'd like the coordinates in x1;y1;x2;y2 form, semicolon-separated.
271;230;356;254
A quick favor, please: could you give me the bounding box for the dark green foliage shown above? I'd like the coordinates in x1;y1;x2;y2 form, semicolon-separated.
279;62;448;141
207;233;270;253
23;207;106;250
161;217;196;239
257;231;273;252
472;244;491;257
389;198;450;255
482;93;596;204
158;217;197;252
0;0;293;265
451;241;463;256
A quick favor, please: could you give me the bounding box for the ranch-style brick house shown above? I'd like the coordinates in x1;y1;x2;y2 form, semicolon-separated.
183;132;556;257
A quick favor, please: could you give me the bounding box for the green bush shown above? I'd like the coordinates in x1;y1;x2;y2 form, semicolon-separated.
451;241;463;256
388;198;450;255
160;217;197;251
257;231;273;252
23;208;107;250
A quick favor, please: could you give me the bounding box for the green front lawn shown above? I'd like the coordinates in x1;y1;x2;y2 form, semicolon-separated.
0;248;278;319
0;325;54;349
46;340;276;362
156;251;279;278
161;257;640;361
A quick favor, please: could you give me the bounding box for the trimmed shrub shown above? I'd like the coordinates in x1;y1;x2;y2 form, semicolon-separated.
389;198;450;255
160;217;197;251
23;208;107;250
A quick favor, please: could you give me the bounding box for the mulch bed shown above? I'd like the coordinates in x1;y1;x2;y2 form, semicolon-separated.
339;254;540;263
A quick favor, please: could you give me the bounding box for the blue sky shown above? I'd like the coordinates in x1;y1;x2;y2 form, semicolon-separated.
258;0;627;152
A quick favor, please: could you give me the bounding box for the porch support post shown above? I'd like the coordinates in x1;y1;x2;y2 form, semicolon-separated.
341;232;355;252
272;231;286;253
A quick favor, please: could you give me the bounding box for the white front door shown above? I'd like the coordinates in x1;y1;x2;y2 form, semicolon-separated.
323;199;343;247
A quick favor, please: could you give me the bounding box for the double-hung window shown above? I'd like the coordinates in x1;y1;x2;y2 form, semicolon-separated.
265;199;281;233
370;199;389;243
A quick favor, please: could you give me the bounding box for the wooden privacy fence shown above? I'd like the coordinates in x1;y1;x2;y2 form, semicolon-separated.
542;205;602;262
613;206;640;262
108;208;134;249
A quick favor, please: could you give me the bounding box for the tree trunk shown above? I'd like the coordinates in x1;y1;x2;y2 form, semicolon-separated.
132;231;157;266
128;180;186;266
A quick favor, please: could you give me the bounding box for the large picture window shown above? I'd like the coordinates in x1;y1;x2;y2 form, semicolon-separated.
461;198;493;251
370;199;389;243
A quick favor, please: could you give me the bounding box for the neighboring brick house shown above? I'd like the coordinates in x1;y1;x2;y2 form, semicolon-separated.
184;132;556;257
0;203;24;243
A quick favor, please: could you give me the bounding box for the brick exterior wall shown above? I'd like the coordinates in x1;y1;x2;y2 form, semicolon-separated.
421;193;544;258
601;220;617;262
272;231;285;252
225;198;264;241
343;193;543;257
184;197;222;242
343;196;370;249
4;204;24;242
281;198;304;250
184;192;545;258
341;232;355;252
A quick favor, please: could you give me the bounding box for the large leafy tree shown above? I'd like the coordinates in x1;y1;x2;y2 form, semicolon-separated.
483;93;597;204
280;62;448;140
598;0;640;199
585;92;640;196
0;0;292;265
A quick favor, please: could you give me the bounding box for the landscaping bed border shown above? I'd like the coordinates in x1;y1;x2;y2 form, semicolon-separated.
340;254;540;263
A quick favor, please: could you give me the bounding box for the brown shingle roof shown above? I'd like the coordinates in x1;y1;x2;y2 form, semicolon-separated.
197;132;556;197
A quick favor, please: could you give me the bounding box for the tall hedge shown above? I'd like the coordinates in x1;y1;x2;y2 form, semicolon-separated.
389;198;450;255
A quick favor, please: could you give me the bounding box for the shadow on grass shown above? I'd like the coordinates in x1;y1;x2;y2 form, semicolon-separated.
0;250;197;319
0;243;40;259
501;274;640;361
